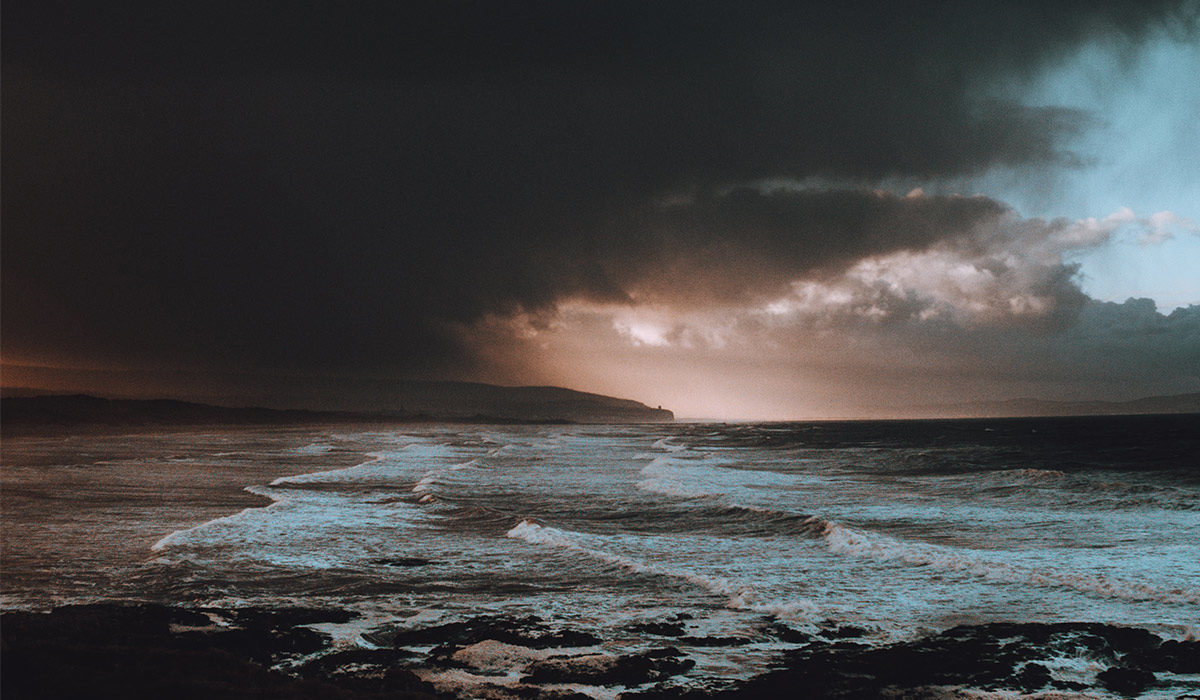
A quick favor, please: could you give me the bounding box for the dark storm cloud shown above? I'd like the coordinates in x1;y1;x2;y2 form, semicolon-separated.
3;0;1196;376
829;298;1200;397
605;188;1010;303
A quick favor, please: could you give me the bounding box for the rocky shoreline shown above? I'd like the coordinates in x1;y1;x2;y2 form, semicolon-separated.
3;604;1198;699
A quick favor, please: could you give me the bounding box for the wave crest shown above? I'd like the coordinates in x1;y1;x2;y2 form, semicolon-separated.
819;520;1200;606
506;519;818;620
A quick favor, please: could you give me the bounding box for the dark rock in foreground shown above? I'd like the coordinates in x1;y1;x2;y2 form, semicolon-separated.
5;606;1200;699
365;615;601;650
524;651;695;686
626;621;1199;699
0;604;438;700
676;635;750;647
1097;666;1156;696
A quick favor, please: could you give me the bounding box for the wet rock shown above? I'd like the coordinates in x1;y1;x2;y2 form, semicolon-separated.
381;667;443;695
629;621;687;636
618;685;716;700
171;607;222;627
764;623;814;644
368;616;600;650
1158;639;1200;673
175;614;334;665
525;652;695;687
370;557;432;567
229;605;360;628
436;639;549;674
6;608;1183;699
822;625;867;639
1097;665;1156;696
1094;624;1162;656
537;629;605;647
1127;638;1200;674
296;648;419;678
729;622;1172;698
1013;662;1051;691
510;686;595;700
168;605;361;666
678;636;751;647
1050;679;1091;692
1;603;178;644
0;604;436;699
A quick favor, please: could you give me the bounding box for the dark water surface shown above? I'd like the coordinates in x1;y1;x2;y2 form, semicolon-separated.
3;415;1198;697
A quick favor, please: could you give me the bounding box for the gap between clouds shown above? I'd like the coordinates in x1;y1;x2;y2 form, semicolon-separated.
462;187;1200;405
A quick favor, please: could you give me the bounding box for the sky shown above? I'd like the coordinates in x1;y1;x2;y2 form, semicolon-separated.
3;1;1199;419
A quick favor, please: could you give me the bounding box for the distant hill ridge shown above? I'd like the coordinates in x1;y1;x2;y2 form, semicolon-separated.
918;392;1200;418
379;381;673;421
0;383;674;431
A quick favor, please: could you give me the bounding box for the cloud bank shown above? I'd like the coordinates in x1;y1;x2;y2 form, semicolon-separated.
3;1;1197;413
465;195;1200;416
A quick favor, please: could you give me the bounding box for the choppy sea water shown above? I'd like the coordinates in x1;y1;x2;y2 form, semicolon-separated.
3;415;1198;697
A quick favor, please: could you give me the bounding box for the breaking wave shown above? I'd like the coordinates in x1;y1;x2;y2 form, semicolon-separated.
651;437;688;452
817;519;1200;606
151;484;287;552
412;459;480;504
506;519;818;620
976;468;1200;510
270;450;398;486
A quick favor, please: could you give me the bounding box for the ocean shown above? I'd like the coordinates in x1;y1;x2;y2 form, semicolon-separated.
3;415;1198;698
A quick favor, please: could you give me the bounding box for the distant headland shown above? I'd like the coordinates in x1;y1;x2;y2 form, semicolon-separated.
0;382;674;433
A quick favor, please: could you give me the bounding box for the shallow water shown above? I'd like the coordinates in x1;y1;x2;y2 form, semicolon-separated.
3;416;1198;695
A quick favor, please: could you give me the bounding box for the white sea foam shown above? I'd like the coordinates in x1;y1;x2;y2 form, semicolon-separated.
270;443;461;486
636;478;716;499
292;443;336;455
818;519;1200;605
1038;655;1107;687
638;455;682;476
270;451;393;486
151;477;428;566
151;484;288;551
634;458;821;530
12;420;1199;697
412;458;480;503
506;519;818;619
652;437;687;452
635;456;721;499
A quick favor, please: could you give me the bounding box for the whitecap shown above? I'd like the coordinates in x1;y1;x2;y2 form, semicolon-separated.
506;519;819;620
817;519;1200;605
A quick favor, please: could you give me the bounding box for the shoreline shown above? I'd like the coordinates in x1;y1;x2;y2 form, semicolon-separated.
3;603;1197;699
